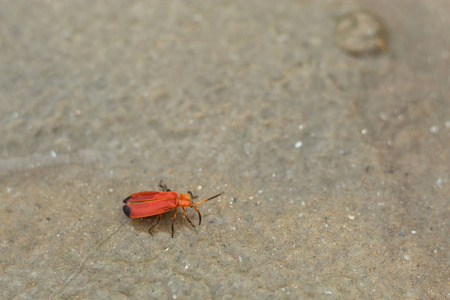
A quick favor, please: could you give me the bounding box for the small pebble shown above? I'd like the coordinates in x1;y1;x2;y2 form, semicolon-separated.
336;10;387;55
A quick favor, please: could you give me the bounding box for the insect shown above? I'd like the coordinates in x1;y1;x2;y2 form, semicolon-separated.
122;181;221;237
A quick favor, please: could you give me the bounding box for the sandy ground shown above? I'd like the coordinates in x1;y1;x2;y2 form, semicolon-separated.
1;1;449;299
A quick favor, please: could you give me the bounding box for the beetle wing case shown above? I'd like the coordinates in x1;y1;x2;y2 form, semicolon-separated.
123;199;178;218
123;191;177;203
122;191;179;218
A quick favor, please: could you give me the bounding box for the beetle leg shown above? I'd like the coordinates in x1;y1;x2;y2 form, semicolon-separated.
188;191;198;200
148;214;162;235
171;208;177;238
182;207;196;228
159;180;171;192
191;205;202;226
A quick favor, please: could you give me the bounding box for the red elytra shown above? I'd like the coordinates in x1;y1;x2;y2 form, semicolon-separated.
123;181;221;237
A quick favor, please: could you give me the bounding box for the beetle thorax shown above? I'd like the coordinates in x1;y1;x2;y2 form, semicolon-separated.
178;193;193;207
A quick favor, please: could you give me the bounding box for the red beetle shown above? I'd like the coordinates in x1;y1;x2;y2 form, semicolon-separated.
123;181;221;237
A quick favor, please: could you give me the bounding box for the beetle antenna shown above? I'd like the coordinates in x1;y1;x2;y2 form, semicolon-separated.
194;193;222;206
